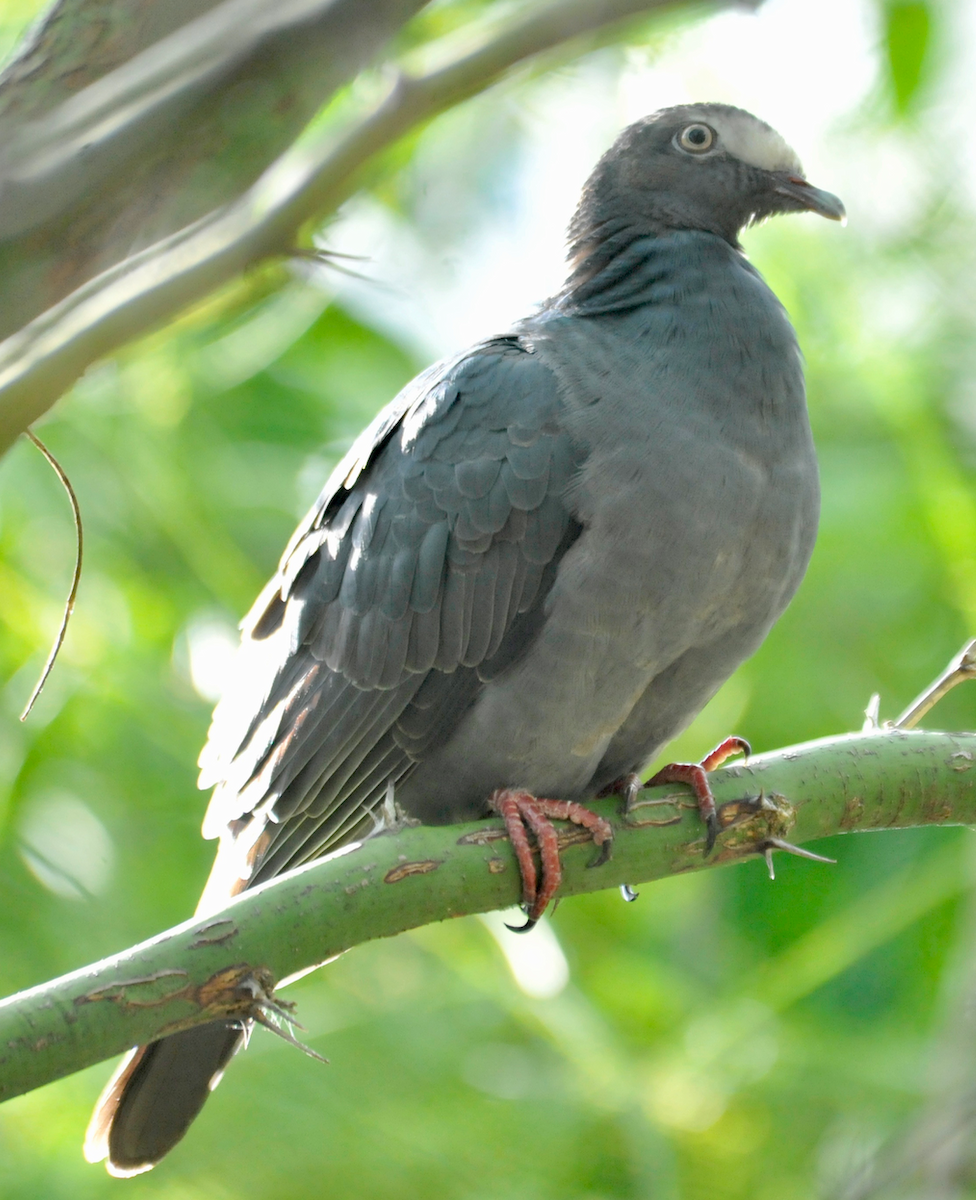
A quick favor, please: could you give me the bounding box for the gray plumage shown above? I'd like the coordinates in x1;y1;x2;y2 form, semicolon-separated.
86;102;842;1175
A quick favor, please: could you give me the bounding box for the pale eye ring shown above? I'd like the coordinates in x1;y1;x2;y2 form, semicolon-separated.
675;123;715;153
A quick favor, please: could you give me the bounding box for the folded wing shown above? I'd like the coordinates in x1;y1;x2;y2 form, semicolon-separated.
197;336;584;898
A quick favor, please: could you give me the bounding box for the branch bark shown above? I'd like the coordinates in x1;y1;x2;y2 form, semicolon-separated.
0;0;738;456
0;0;428;337
1;728;974;1104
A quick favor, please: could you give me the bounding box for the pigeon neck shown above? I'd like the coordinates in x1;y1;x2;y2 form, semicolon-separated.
555;228;743;317
566;191;741;279
565;217;656;289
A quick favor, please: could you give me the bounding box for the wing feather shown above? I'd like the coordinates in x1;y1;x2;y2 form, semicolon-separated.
198;338;584;895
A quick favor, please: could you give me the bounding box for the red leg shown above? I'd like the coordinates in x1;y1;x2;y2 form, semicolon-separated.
490;790;613;931
647;736;750;854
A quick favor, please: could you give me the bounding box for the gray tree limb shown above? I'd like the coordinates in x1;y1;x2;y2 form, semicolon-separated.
0;0;743;455
0;0;427;338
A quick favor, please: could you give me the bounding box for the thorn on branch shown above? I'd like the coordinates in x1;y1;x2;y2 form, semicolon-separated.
761;838;836;881
713;792;837;878
370;780;421;837
244;975;329;1064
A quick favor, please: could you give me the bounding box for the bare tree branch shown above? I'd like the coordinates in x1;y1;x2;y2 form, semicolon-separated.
0;0;427;339
0;0;422;241
0;0;734;455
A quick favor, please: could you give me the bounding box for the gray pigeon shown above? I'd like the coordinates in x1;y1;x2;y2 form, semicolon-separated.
86;102;843;1175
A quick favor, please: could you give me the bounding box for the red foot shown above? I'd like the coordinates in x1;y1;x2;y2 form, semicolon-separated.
647;736;750;854
490;789;613;931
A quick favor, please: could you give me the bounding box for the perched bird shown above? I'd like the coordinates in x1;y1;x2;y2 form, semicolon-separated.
85;102;843;1175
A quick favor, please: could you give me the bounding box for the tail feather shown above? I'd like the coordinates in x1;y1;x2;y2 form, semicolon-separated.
84;1023;244;1176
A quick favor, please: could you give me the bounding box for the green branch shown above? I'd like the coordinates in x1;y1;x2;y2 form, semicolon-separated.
1;728;974;1103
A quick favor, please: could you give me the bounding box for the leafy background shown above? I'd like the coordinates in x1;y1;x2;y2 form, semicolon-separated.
1;0;976;1197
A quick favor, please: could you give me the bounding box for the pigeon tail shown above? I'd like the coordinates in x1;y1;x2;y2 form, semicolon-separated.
84;1023;244;1176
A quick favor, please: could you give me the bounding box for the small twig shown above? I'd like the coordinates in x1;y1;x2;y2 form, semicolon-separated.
19;429;84;720
292;249;382;284
895;638;976;730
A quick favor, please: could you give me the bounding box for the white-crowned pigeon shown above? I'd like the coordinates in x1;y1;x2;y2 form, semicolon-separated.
86;102;844;1175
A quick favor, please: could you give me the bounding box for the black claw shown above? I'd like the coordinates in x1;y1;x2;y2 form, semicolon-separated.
505;916;537;934
620;884;639;902
704;811;720;856
588;839;613;869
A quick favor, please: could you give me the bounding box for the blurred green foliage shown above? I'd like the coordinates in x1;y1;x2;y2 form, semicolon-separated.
883;2;932;113
2;0;976;1198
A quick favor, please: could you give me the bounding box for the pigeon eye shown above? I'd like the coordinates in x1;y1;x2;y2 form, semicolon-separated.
676;123;715;154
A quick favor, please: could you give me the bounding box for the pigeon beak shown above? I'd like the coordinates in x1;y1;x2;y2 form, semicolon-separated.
773;174;846;223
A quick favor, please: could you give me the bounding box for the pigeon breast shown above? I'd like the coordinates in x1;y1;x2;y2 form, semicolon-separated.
396;229;818;821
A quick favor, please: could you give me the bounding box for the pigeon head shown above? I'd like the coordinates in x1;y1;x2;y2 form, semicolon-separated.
569;103;845;263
